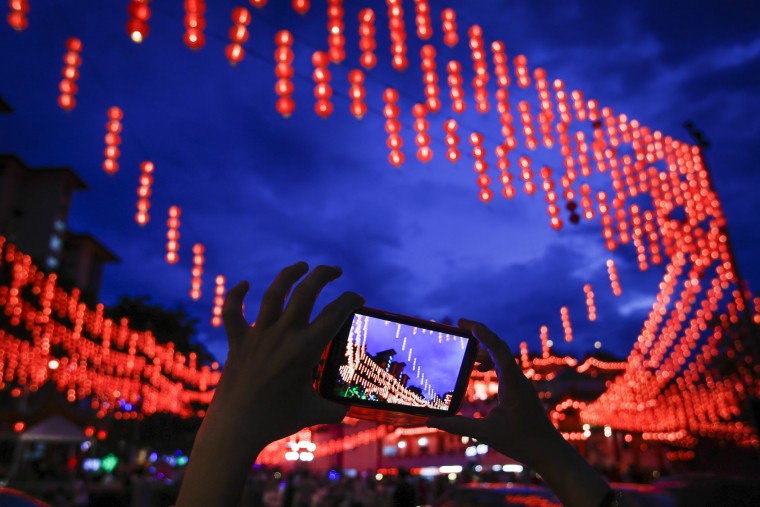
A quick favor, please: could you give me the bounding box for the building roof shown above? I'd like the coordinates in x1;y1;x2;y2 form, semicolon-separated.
66;231;121;263
0;153;88;190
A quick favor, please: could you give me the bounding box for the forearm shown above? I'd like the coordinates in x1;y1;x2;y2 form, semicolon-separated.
176;405;267;507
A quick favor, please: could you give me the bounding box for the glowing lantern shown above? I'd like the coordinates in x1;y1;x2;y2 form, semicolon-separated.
249;0;267;7
312;51;333;118
468;25;489;113
358;8;377;69
414;0;432;39
518;156;536;195
606;259;622;296
584;284;597;321
103;107;123;174
383;88;403;168
13;421;25;432
540;166;562;230
597;191;617;251
412;104;432;163
469;132;492;202
126;0;151;43
212;275;225;327
441;8;458;47
183;0;206;50
226;7;250;66
292;0;309;15
274;30;295;118
387;0;408;71
58;37;82;111
166;206;181;264
7;0;29;30
514;54;530;88
518;100;538;150
495;144;515;199
135;161;154;225
326;0;345;63
190;243;204;300
560;306;572;342
539;325;550;358
533;68;554;148
419;45;439;112
446;60;465;114
443;118;459;162
571;90;587;121
348;69;367;119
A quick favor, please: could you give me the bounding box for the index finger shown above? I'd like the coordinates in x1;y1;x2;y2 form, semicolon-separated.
458;318;523;390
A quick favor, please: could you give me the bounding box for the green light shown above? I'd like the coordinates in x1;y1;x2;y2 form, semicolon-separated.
101;453;119;473
176;456;188;467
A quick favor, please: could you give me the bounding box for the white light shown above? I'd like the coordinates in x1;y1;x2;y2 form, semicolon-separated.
397;440;407;449
439;465;463;474
79;441;91;452
447;473;457;480
465;446;477;457
417;467;438;477
305;442;317;452
546;339;554;347
461;436;469;444
131;31;143;43
502;464;524;473
375;473;383;481
476;444;488;455
48;359;60;370
604;426;612;437
474;465;483;472
491;465;502;472
285;451;299;461
583;430;592;438
594;341;602;349
299;452;314;462
582;424;591;431
418;437;429;447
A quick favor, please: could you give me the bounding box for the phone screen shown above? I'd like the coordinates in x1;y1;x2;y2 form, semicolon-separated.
327;311;473;413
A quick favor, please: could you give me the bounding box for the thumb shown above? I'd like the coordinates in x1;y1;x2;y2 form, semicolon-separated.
427;415;484;439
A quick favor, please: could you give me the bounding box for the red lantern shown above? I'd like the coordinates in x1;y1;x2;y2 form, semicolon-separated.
292;0;309;15
518;155;536;195
127;1;151;43
274;30;295;118
533;67;554;148
420;45;439;112
103;106;123;174
606;259;622;296
358;8;377;70
441;8;458;47
540;166;562;230
326;0;345;63
348;69;366;119
514;54;530;88
446;60;465;114
183;0;206;50
597;191;617;251
518;100;538;150
58;37;82;111
444;118;459;163
495;144;515;199
387;0;408;71
135;161;154;225
249;0;267;7
226;7;250;66
584;284;597;321
166;206;181;264
412;104;432;163
383;88;403;168
212;275;225;327
7;0;29;30
312;51;332;118
560;306;572;342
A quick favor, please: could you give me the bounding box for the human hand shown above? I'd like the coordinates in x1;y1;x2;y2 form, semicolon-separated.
427;319;562;470
211;262;364;444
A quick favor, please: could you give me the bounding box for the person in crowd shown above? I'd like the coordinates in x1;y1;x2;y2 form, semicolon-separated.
176;263;629;507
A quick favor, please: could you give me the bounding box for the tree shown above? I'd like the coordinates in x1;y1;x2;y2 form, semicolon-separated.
106;295;215;365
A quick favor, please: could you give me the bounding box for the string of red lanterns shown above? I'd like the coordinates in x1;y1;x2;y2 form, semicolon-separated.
469;132;492;202
443;118;459;162
412;103;432;163
441;8;458;48
446;60;465;114
326;0;345;64
357;8;377;70
126;0;151;43
7;0;29;30
166;206;181;265
560;306;573;343
383;88;403;168
584;284;597;321
468;24;489;113
413;0;432;40
312;50;333;118
420;44;440;112
225;6;251;66
190;243;204;301
347;69;366;119
58;37;82;111
183;0;206;50
102;106;123;175
274;29;295;118
386;0;408;71
135;161;154;225
211;275;225;327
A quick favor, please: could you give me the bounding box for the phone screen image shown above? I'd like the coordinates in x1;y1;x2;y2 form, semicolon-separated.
330;311;472;413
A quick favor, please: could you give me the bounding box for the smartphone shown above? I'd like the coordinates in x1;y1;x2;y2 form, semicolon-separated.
316;307;479;425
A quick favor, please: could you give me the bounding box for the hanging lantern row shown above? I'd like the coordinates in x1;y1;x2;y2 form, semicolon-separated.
166;205;181;264
0;241;220;418
274;30;295;118
495;144;515;199
469;132;492;202
560;306;573;342
135;161;154;225
468;25;489;114
226;7;250;65
357;8;377;70
190;243;204;300
539;165;562;230
584;284;597;321
441;8;458;47
183;0;206;50
211;275;225;327
102;106;123;174
518;155;537;195
446;60;465;114
383;88;403;168
443;118;459;162
412;103;431;163
386;0;408;71
58;37;82;111
420;44;440;112
312;50;333;118
606;259;622;296
413;0;432;40
347;69;366;119
8;0;29;30
326;0;345;63
534;67;555;149
126;0;151;44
